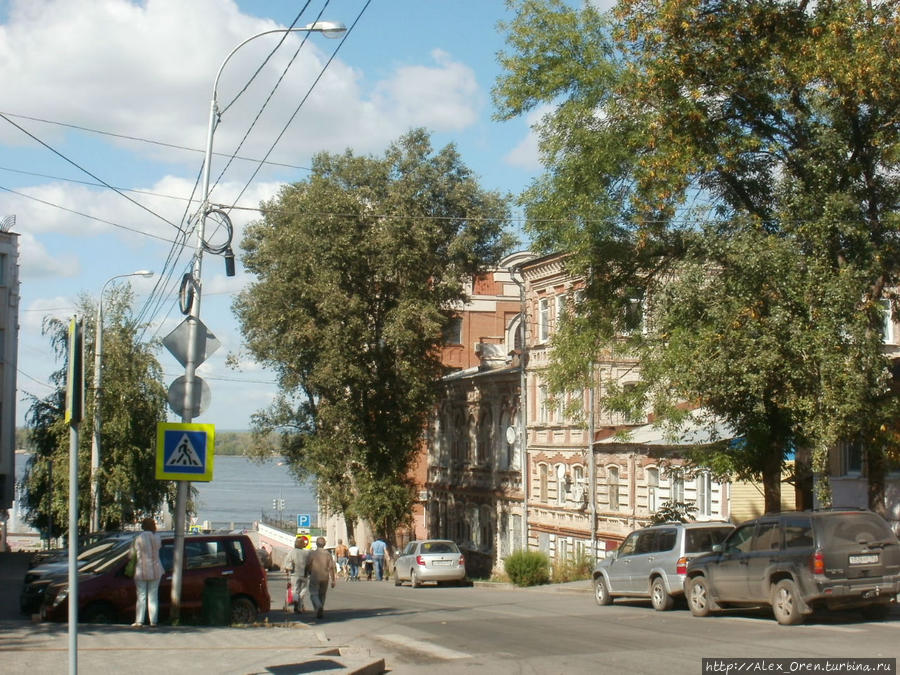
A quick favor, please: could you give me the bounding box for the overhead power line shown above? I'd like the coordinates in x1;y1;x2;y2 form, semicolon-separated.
0;110;313;171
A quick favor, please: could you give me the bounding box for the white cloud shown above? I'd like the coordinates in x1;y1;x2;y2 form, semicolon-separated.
1;1;484;165
17;230;79;280
504;104;555;170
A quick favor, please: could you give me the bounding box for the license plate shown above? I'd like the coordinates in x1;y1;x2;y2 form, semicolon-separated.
849;554;879;565
432;560;452;566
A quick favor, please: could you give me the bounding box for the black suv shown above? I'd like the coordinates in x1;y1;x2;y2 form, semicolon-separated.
685;509;900;625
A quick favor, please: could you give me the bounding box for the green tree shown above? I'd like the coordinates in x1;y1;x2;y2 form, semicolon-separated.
22;286;171;534
234;129;513;541
494;0;900;512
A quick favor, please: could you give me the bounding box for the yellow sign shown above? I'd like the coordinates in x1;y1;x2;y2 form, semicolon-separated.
155;422;215;481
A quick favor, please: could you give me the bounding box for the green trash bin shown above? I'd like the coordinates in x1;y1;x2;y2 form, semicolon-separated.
202;577;231;625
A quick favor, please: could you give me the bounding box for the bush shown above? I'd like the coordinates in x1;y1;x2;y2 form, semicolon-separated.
504;549;550;587
550;551;594;583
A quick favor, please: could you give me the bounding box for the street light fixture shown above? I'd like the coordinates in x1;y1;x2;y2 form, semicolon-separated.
169;19;345;619
89;269;154;533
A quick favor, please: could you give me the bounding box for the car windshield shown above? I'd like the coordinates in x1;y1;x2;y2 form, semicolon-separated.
821;513;898;547
82;538;134;573
684;527;734;553
420;541;459;554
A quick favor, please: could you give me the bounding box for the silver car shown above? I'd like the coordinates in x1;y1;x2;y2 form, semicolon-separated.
393;540;466;587
593;521;734;610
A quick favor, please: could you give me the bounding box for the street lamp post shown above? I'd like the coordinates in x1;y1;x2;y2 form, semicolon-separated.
170;20;346;619
90;270;154;533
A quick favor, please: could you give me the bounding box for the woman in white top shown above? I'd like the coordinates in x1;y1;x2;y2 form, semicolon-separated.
132;517;164;627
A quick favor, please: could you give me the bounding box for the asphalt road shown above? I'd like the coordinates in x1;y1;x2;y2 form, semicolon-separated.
311;574;900;675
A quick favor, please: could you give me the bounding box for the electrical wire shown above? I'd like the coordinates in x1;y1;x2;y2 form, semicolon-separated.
0;110;313;171
225;0;373;214
208;2;326;199
0;112;187;235
0;185;186;245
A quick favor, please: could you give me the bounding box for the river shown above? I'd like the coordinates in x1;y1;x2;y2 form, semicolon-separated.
12;453;318;533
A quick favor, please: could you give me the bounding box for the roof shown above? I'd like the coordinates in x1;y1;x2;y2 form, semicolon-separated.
597;409;737;449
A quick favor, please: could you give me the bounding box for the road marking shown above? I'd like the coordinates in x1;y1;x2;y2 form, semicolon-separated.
377;633;470;660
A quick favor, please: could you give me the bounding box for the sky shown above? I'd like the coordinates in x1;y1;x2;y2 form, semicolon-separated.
0;0;611;432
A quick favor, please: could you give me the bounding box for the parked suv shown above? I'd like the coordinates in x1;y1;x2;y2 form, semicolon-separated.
41;533;270;624
685;509;900;625
593;521;735;611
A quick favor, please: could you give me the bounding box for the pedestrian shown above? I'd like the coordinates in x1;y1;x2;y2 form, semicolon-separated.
286;535;311;613
363;551;374;580
335;538;349;579
347;540;361;581
132;517;163;628
305;536;336;619
371;536;388;581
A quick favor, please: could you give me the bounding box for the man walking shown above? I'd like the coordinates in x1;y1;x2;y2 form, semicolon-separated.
286;535;310;613
370;536;388;581
305;537;336;619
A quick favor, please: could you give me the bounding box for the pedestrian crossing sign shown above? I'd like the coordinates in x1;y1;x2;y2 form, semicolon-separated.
155;422;215;481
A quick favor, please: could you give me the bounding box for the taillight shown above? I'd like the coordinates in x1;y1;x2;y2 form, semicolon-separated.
676;556;688;575
459;555;465;567
811;550;825;575
416;555;426;566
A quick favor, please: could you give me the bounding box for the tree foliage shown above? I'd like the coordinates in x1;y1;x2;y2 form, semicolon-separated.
234;129;513;541
495;0;900;511
22;286;170;535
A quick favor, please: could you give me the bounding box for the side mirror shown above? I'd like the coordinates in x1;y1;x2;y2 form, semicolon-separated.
607;550;618;561
712;544;722;554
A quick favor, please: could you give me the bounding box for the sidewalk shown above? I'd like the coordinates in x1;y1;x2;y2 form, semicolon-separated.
0;619;384;674
0;552;384;674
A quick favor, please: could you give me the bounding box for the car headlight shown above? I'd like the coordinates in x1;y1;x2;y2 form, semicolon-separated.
52;588;68;607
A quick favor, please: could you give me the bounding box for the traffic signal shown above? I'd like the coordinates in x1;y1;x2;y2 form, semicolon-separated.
272;499;277;510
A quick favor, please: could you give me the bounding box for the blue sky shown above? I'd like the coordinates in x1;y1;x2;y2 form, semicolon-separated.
0;0;609;431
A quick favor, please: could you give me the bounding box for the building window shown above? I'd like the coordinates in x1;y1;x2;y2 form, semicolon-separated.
539;464;548;503
608;466;620;511
696;471;712;517
443;316;463;345
839;439;864;476
881;300;895;345
555;294;567;331
572;465;585;505
539;297;550;342
556;464;567;506
671;473;685;503
647;467;659;513
538;385;549;424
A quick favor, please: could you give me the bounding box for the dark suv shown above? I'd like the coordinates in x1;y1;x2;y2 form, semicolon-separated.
593;521;735;611
685;509;900;625
41;533;270;624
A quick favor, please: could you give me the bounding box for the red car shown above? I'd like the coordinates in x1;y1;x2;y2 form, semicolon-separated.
41;533;270;624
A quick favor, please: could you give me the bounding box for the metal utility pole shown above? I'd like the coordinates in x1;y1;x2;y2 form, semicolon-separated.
65;317;83;675
168;20;346;621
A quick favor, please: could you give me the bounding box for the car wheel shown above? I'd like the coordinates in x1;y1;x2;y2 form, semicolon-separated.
687;577;712;617
230;596;257;625
82;602;117;624
771;579;804;625
860;604;890;621
650;577;674;611
394;571;402;587
594;576;612;606
411;569;420;588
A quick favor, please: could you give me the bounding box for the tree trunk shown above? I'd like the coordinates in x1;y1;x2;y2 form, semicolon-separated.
762;446;783;514
343;514;356;545
866;446;886;518
792;445;814;511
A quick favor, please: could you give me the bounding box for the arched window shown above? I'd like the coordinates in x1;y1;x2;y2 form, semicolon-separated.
539;463;548;503
478;407;493;466
647;467;659;513
499;407;512;470
480;505;494;552
608;466;620;511
556;464;567;505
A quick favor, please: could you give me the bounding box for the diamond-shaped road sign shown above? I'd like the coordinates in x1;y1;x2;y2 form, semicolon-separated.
163;317;220;368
